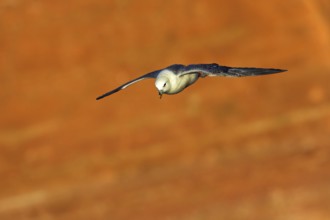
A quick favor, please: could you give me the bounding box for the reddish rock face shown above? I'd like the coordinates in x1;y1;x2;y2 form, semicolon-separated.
0;1;330;219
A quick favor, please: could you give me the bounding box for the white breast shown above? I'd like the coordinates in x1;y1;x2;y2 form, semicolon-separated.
169;73;199;94
157;69;199;94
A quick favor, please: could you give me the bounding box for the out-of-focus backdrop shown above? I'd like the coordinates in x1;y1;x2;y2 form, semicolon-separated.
1;0;330;219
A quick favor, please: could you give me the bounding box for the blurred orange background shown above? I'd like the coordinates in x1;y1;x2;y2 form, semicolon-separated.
1;0;330;219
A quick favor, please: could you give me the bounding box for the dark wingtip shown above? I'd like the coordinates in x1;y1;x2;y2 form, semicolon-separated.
96;93;109;100
96;88;121;101
255;68;287;75
266;68;287;74
96;93;109;101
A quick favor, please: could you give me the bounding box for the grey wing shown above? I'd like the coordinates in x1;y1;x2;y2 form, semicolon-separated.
96;70;161;100
179;63;286;78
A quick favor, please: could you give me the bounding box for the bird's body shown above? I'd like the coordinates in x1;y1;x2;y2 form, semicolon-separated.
156;69;199;95
96;63;286;100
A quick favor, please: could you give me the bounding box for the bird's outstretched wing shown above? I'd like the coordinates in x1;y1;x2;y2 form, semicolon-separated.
178;63;286;78
96;70;161;100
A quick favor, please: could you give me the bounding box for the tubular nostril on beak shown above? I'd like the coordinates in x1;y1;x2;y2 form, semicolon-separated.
158;91;163;99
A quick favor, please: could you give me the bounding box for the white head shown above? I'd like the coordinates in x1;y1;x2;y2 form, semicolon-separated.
155;75;171;98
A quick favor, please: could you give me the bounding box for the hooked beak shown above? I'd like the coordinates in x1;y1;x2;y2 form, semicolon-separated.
158;90;163;99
